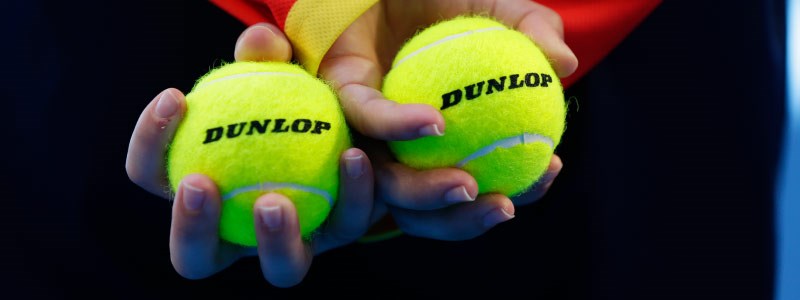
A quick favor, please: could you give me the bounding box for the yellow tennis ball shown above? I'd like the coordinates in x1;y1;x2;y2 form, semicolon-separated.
167;61;350;246
383;16;566;197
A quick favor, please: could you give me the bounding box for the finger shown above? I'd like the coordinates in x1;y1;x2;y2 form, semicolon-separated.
513;154;563;206
126;88;186;198
234;23;292;63
390;193;516;241
492;0;579;77
376;161;478;210
169;174;243;279
314;148;375;254
319;42;445;141
254;193;312;288
341;83;446;141
363;136;478;210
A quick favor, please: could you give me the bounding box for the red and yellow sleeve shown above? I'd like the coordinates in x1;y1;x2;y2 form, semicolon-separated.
210;0;661;242
210;0;660;87
211;0;379;75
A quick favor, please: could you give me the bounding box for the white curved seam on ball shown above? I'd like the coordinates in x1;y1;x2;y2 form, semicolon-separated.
456;133;554;168
393;27;506;68
198;72;307;88
222;182;333;207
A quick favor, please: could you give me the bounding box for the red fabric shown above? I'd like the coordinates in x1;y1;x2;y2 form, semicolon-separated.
210;0;661;88
210;0;275;27
210;0;295;29
264;0;294;29
538;0;661;87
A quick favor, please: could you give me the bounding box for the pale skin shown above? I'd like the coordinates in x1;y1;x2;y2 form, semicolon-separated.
126;0;577;288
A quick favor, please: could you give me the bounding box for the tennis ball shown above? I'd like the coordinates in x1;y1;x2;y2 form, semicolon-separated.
167;61;350;246
383;16;566;197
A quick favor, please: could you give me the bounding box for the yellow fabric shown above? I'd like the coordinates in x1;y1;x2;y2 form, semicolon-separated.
284;0;379;75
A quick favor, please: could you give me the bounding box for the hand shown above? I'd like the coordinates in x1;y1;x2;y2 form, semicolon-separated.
125;24;384;287
315;0;576;240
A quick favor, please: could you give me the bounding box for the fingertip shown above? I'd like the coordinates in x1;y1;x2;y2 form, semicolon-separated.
126;87;188;198
254;193;298;234
253;194;311;288
375;102;446;140
516;15;579;78
442;170;479;204
444;185;475;204
316;148;375;252
550;154;563;173
482;195;516;229
338;83;446;141
179;174;219;198
541;37;578;78
404;103;446;140
153;89;175;118
234;23;292;63
175;174;221;217
511;156;562;206
555;47;579;78
541;155;564;187
389;193;516;240
255;191;293;204
179;180;205;212
154;88;184;118
378;165;477;210
342;148;368;179
170;175;224;279
500;196;516;216
538;171;559;193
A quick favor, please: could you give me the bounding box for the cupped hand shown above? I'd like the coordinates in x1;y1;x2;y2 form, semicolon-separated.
315;0;576;239
125;23;384;287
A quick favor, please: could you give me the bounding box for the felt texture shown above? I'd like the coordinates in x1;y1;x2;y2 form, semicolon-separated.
383;16;566;196
167;61;350;246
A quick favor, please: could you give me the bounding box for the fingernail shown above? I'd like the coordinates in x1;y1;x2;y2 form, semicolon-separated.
483;206;515;228
235;24;275;53
259;205;283;232
155;89;178;118
182;182;205;212
444;186;475;204
345;153;364;178
418;124;444;137
258;23;277;37
247;23;276;38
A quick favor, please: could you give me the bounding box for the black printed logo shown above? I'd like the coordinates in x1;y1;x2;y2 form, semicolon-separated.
440;72;553;110
203;118;332;144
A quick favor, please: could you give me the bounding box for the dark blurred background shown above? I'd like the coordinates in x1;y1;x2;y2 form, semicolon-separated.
3;1;786;299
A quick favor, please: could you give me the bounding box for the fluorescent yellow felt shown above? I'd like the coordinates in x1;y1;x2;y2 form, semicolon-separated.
167;61;350;246
383;16;566;197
